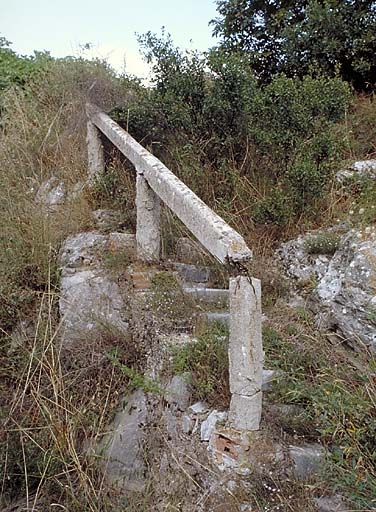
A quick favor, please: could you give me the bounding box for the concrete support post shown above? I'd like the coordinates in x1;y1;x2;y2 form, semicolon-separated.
87;121;105;181
136;172;161;261
228;275;263;430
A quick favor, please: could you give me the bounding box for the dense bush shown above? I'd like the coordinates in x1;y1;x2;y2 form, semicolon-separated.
114;32;351;223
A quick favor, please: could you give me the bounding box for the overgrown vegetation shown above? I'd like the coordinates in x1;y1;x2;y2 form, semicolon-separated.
0;291;140;509
0;49;139;510
0;3;375;508
150;271;197;332
0;36;50;94
114;34;352;227
304;232;341;255
172;322;230;407
263;309;376;508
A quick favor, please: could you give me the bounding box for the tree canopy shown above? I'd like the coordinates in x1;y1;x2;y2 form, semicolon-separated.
211;0;376;89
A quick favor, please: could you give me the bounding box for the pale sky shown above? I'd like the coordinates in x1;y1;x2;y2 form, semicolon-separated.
1;0;219;79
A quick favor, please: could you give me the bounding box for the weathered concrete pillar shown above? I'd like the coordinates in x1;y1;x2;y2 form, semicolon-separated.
228;275;263;430
86;121;105;180
136;172;161;261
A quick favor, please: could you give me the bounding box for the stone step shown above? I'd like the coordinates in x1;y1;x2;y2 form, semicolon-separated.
206;311;230;326
183;287;229;305
172;262;212;284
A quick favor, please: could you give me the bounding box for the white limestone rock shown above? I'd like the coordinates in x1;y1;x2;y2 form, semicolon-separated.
315;229;376;352
35;176;66;207
289;443;326;480
336;159;376;182
58;232;130;346
277;232;335;283
200;410;228;441
278;227;376;352
59;232;108;270
189;401;209;415
314;495;349;512
164;373;192;411
92;209;127;232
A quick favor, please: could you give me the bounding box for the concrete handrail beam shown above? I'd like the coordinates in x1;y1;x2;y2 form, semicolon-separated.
86;103;252;265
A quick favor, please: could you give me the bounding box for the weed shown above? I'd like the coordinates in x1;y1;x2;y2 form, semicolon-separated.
102;249;133;276
107;348;162;394
172;322;230;407
262;306;376;507
296;275;319;295
347;179;376;227
0;287;137;510
90;160;136;230
304;232;341;255
366;306;376;326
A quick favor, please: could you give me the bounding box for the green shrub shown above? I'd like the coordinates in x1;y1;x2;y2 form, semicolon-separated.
253;188;293;226
117;35;352;223
250;74;350;168
0;37;50;93
211;0;376;90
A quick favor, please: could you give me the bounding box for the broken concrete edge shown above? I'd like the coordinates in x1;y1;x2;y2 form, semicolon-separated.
86;104;252;265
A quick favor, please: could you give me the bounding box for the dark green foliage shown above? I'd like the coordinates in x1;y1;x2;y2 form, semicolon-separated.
137;30;207;141
113;32;351;223
107;349;162;394
282;0;376;90
251;75;350;167
203;49;258;158
128;34;259;164
212;0;376;90
250;75;350;217
253;188;293;226
212;0;307;82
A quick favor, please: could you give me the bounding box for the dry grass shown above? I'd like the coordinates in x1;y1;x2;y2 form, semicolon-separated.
262;300;376;509
0;57;138;336
0;283;141;510
0;57;141;510
342;93;376;160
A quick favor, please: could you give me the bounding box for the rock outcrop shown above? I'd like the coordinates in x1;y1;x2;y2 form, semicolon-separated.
58;231;135;346
98;389;148;493
278;227;376;352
